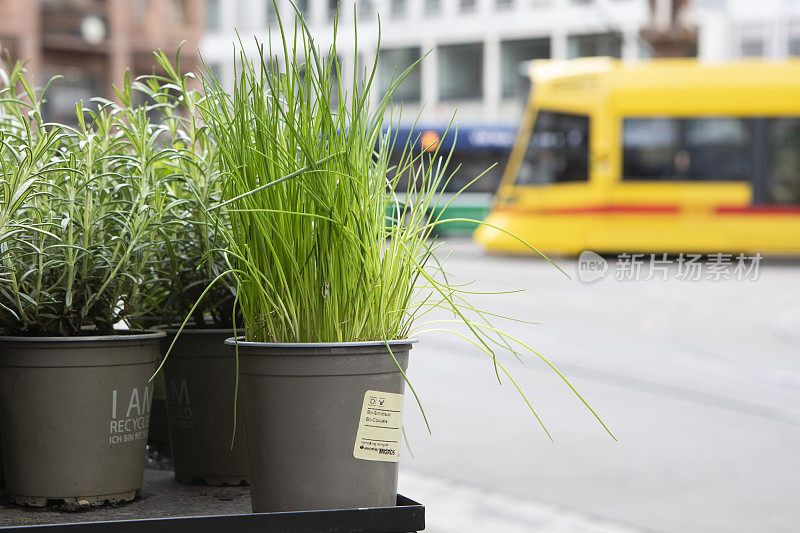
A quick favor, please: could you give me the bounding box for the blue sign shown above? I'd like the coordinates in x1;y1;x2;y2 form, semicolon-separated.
383;124;517;152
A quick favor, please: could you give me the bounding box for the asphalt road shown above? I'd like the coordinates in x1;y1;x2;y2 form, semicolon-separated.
396;240;800;533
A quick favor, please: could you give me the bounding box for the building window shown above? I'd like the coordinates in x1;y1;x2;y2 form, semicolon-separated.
294;0;308;17
168;0;187;25
391;0;406;18
133;0;147;25
41;65;103;127
378;47;422;101
622;117;754;181
438;43;483;101
266;0;277;23
236;0;247;27
789;21;800;56
500;38;550;98
738;24;764;58
166;0;186;25
358;0;374;20
425;0;440;16
740;38;764;57
459;0;476;12
516;111;590;185
207;62;223;85
567;32;622;58
205;0;220;30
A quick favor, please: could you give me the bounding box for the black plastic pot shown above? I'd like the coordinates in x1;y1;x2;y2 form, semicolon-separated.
225;338;413;513
0;330;163;507
160;328;248;485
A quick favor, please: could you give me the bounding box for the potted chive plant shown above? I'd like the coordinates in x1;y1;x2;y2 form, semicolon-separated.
135;51;248;485
0;65;167;507
200;9;612;513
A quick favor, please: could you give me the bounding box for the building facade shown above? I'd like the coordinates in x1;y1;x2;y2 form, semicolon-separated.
201;0;800;127
0;0;205;124
202;0;650;126
691;0;800;62
3;1;793;127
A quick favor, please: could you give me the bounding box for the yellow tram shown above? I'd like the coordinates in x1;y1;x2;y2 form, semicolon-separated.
475;58;800;255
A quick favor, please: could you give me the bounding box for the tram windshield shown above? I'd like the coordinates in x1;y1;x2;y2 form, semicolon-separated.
515;110;590;186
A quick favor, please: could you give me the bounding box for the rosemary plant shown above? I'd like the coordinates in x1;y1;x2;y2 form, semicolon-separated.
127;50;236;328
0;63;55;305
196;8;613;438
0;64;170;336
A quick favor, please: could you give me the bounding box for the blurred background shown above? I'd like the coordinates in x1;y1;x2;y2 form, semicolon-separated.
4;0;799;230
2;1;799;532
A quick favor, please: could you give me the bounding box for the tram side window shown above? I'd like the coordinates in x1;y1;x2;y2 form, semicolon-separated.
621;118;679;180
686;118;753;181
623;117;754;181
768;118;800;204
515;111;590;185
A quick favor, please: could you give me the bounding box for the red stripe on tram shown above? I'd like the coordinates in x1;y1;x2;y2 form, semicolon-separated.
495;204;800;216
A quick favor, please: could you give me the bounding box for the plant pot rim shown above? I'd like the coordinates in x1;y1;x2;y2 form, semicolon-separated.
0;329;166;343
224;337;417;348
155;325;244;335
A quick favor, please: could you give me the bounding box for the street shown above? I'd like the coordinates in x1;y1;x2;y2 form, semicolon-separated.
397;240;800;533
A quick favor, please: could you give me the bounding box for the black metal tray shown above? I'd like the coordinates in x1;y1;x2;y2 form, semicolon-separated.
0;470;424;532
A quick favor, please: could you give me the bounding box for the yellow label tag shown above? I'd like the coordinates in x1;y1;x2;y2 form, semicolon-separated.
353;390;404;462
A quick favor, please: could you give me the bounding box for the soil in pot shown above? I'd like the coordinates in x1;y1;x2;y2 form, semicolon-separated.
161;328;248;486
227;339;413;513
0;330;163;507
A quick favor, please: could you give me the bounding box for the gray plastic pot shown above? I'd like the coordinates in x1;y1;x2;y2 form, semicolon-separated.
133;318;171;464
146;372;172;468
0;331;163;507
160;328;248;485
225;338;414;513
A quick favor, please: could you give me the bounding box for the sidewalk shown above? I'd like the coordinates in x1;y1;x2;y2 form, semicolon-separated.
398;469;646;533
